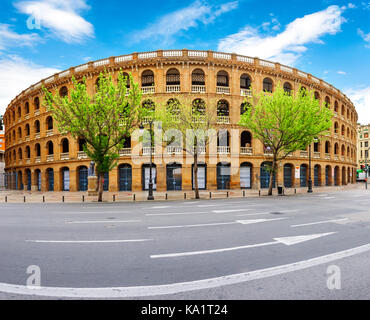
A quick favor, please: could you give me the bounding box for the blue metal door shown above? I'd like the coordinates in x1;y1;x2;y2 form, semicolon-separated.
325;167;330;186
62;169;70;191
314;166;319;186
167;164;182;191
37;171;41;191
284;165;292;188
27;171;31;191
48;170;54;191
260;163;275;189
300;166;307;187
119;165;132;191
217;163;230;189
79;167;88;191
103;172;109;191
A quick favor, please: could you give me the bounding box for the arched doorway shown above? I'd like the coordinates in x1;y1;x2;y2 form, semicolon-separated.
192;163;206;190
325;166;331;186
217;162;231;190
300;164;308;187
240;162;252;189
334;166;340;186
167;163;182;191
103;172;109;191
342;167;346;185
284;164;293;188
35;169;41;191
260;162;275;189
118;164;132;191
78;166;88;191
314;165;321;186
47;168;54;191
25;169;31;191
61;167;70;191
142;164;156;191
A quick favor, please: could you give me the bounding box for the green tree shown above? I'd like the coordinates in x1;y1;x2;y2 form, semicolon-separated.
239;83;332;195
155;96;217;199
43;71;142;202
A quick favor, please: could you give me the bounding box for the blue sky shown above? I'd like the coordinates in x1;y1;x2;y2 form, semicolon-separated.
0;0;369;123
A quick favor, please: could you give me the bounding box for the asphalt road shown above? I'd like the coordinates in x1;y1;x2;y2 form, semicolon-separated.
0;189;370;300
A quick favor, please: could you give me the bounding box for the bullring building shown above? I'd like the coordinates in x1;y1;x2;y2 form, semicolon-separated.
3;50;358;192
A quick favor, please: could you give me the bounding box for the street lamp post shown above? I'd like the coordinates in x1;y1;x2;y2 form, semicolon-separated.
140;121;154;200
365;147;370;190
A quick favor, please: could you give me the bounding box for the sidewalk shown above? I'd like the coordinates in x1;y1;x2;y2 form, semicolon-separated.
0;184;363;203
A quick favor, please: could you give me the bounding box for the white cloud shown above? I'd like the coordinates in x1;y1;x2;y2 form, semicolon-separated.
0;24;40;50
358;28;370;48
218;5;346;66
14;0;94;43
337;70;347;75
132;0;238;43
346;87;370;124
0;55;60;115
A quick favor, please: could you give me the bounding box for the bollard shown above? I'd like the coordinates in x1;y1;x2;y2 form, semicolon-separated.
133;194;136;201
43;195;45;203
5;196;7;203
24;196;26;203
294;188;296;194
184;193;186;200
227;191;229;198
209;192;212;199
243;190;245;197
62;196;65;203
165;193;168;200
259;190;261;197
82;195;85;202
113;194;115;202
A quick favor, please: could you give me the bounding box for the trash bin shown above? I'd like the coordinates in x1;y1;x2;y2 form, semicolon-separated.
278;186;283;195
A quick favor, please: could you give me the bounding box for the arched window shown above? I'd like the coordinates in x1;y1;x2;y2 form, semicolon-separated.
142;99;155;112
240;102;251;115
217;70;229;87
314;91;320;100
25;124;30;136
240;74;252;89
217;100;229;116
18;148;22;160
47;141;54;155
59;86;68;98
141;70;154;87
192;69;205;86
334;101;339;113
34;97;40;110
263;78;273;92
78;138;87;151
34;120;40;133
283;82;292;95
325;96;330;108
166;68;180;86
217;130;230;147
192;99;206;115
121;72;130;89
46;116;53;130
17;106;21;118
341;125;345;136
241;131;252;147
61;138;69;153
35;143;41;157
341;145;345;156
334;122;338;134
25;102;29;114
325;141;330;154
25;146;30;158
314;140;320;152
166;98;180;115
18;127;22;139
334;143;339;155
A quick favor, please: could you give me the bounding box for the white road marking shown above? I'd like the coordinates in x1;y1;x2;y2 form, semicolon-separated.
151;206;171;209
236;218;286;225
54;211;127;214
3;238;370;298
66;220;141;224
212;209;252;213
197;204;220;207
148;222;237;229
237;209;298;216
291;218;349;227
26;239;152;243
323;197;336;199
151;232;336;258
146;211;207;216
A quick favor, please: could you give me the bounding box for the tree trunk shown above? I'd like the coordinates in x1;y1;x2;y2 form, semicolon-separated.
98;172;104;202
268;157;277;196
194;152;199;199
